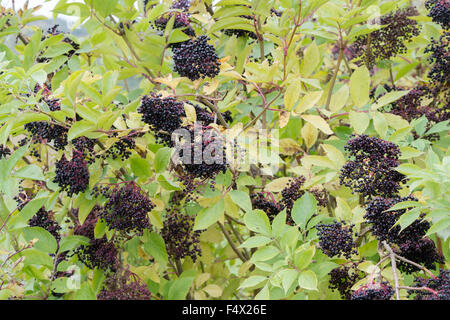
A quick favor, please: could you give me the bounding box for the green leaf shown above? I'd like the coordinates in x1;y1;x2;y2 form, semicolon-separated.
229;190;252;213
291;192;317;230
94;219;107;239
168;272;195;300
240;275;267;289
298;270;318;291
194;198;225;231
371;90;410;111
426;218;450;238
295;246;315;270
329;85;349;112
244;209;271;236
239;236;272;248
250;246;279;262
284;81;301;111
73;283;96;300
14;165;45;181
349;111;370;134
300;42;321;77
296;91;323;114
280;269;298;294
41;43;73;58
143;232;169;264
22;248;53;268
373;112;388;139
350;66;370;107
130;156;152;179
154;147;172;173
271;210;287;238
67;120;96;141
59;235;90;253
23;227;58;254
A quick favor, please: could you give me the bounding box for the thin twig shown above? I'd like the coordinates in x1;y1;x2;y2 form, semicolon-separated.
217;221;247;262
383;241;400;300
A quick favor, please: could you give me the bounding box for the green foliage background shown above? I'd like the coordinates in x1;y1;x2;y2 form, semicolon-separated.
0;0;448;300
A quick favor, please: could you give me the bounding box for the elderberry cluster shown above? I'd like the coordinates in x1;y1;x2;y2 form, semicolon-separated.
425;0;450;30
99;182;155;234
34;84;61;111
408;269;450;300
97;268;151;300
374;83;448;141
138;95;185;146
103;131;142;161
138;94;232;147
250;192;282;221
53;151;90;196
397;238;444;274
328;263;364;300
0;144;10;159
364;196;426;244
279;176;307;216
223;15;257;39
424;31;450;87
350;7;421;68
316;221;357;259
177;127;228;179
24;121;68;150
28;207;61;242
37;25;79;64
161;209;203;262
339;135;406;198
172;35;221;81
73;206;119;271
364;196;443;273
171;0;191;11
154;11;195;39
351;282;394;300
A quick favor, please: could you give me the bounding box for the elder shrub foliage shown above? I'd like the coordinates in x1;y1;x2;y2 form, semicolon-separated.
0;0;448;301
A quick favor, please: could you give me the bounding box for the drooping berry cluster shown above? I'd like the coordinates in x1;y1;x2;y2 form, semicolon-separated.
316;221;357;259
223;15;257;39
0;144;10;159
425;0;450;30
97;268;151;300
99;182;155;234
350;7;421;68
103;131;142;161
53;150;90;196
37;25;79;64
364;196;426;244
34;83;61;111
250;192;282;221
24;121;68;150
278;176;307;216
154;11;195;39
177;126;228;179
28;207;61;242
171;0;191;11
72;136;97;163
396;238;444;274
172;35;221;80
138;94;232;146
161;209;203;262
424;31;450;88
340;135;406;198
328;263;364;300
364;196;443;273
408;269;450;300
350;282;394;300
138;95;185;146
73;206;119;271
